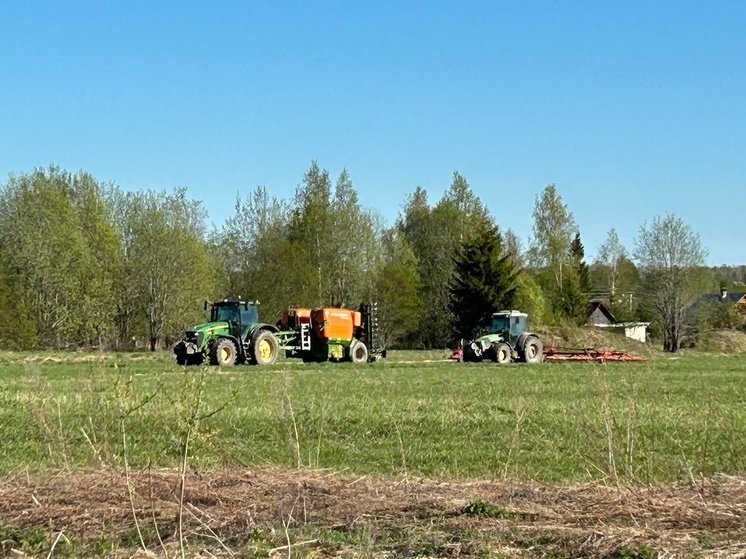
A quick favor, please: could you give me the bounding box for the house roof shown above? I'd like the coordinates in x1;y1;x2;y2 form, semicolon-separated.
700;291;746;304
727;291;746;303
587;300;616;323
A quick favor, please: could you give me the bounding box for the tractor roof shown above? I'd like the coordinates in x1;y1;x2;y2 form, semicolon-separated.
492;310;527;318
213;299;259;307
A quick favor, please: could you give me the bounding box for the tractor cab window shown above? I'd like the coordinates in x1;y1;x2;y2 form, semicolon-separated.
491;315;510;333
240;305;258;325
213;304;240;325
510;316;526;337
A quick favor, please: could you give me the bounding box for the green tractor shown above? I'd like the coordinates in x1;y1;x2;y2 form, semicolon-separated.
173;300;280;366
461;310;544;364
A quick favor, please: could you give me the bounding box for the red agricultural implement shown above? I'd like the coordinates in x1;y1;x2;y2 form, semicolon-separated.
542;340;645;362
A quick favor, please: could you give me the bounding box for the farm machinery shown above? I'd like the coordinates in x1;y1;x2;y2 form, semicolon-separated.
174;300;384;366
451;309;646;364
457;310;544;363
277;303;385;363
173;299;281;366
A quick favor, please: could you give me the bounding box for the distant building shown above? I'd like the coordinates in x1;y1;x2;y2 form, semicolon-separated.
587;299;650;343
719;288;746;311
692;288;746;316
587;300;616;326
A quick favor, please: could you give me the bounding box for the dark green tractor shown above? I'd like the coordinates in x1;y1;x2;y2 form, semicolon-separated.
173;300;280;366
462;310;543;364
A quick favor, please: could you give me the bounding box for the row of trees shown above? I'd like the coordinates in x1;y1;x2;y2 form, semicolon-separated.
0;164;739;352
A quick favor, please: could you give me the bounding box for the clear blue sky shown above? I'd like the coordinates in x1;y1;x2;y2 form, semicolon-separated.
1;0;744;265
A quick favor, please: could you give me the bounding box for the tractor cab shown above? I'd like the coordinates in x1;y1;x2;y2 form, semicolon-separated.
490;311;527;346
209;300;259;339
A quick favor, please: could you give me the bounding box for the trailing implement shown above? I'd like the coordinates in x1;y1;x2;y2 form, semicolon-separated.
458;310;543;364
174;300;280;366
277;303;386;363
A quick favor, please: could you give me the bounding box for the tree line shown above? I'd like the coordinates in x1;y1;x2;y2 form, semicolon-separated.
0;164;742;353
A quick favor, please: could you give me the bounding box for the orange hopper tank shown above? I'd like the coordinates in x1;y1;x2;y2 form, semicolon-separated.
280;308;311;329
311;308;361;341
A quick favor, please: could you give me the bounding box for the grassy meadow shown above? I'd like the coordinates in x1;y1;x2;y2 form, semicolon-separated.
1;349;744;483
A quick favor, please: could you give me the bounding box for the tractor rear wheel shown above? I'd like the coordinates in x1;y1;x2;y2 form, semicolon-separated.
215;339;237;366
522;337;544;363
252;330;279;365
494;342;511;364
350;340;368;364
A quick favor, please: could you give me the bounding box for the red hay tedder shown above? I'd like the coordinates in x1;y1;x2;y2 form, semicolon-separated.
542;340;646;362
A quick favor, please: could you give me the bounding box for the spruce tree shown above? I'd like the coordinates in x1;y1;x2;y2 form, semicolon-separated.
450;220;520;341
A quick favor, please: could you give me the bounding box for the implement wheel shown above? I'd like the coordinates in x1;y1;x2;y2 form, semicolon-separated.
215;339;237;366
252;330;279;365
350;340;368;364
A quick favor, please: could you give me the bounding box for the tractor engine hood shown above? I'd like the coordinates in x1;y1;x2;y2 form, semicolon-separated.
462;333;504;362
189;321;230;333
179;321;231;351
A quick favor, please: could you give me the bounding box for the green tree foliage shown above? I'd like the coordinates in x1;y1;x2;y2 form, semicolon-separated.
512;272;550;327
551;232;590;323
111;187;217;350
594;228;627;298
398;172;491;348
696;299;745;332
634;213;710;352
218;186;299;319
0;262;36;348
373;230;423;348
527;184;578;290
218;162;383;323
0;167;120;348
450;220;520;340
286;162;383;310
527;185;580;323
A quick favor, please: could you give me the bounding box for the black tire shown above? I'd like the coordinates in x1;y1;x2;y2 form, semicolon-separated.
252;330;279;365
350;340;368;364
522;337;543;364
494;342;511;364
187;353;204;366
214;338;237;366
462;341;483;362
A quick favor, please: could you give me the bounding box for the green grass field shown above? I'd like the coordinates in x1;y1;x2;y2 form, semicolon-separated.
1;349;744;483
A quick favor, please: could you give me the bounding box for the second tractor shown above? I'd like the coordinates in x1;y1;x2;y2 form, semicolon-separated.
461;310;543;364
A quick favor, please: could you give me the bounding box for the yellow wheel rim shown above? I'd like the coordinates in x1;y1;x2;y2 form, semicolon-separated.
258;339;272;361
220;346;232;362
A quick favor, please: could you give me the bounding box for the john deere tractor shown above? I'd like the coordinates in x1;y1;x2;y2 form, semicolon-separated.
461;310;543;364
173;300;280;366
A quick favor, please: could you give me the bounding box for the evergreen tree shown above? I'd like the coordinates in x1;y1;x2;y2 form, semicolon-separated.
450;220;520;341
398;172;492;348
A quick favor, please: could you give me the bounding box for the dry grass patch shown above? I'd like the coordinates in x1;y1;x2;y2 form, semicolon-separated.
1;468;745;558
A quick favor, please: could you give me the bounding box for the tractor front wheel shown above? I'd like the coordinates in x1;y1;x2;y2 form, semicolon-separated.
494;342;511;364
214;339;237;366
522;337;544;364
252;330;279;365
